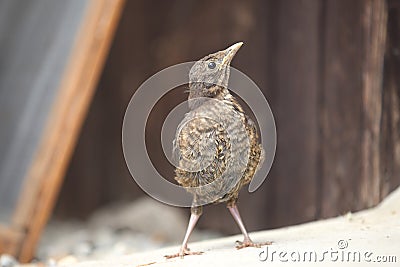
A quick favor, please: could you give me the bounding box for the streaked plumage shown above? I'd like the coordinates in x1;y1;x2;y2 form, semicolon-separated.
173;87;264;207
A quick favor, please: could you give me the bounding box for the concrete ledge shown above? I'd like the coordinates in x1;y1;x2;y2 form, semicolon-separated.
62;187;400;267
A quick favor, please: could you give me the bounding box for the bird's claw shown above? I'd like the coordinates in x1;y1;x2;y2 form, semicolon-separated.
164;247;203;259
235;239;272;249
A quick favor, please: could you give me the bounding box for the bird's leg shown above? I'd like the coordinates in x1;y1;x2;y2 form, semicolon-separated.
228;204;272;249
165;206;203;259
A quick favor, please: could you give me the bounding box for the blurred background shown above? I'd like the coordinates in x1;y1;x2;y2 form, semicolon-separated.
1;0;399;264
57;0;400;228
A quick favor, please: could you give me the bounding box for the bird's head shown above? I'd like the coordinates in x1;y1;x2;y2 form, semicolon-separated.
188;42;243;98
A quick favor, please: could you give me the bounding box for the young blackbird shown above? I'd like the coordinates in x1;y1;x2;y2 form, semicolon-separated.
166;42;271;259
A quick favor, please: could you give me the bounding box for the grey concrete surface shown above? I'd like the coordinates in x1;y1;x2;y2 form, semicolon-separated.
52;186;399;267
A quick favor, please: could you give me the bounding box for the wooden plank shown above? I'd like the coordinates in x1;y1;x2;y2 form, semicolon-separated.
266;0;320;226
381;3;400;197
359;0;387;207
10;0;125;262
320;0;389;215
56;0;160;219
320;0;366;217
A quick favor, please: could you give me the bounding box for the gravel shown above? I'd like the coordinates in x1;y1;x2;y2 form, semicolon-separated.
37;197;221;263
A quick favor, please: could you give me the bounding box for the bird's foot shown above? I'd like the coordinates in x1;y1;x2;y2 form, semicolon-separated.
164;247;203;259
235;238;272;249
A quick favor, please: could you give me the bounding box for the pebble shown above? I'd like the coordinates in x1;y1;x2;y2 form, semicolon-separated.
0;254;18;267
72;241;93;257
37;198;222;263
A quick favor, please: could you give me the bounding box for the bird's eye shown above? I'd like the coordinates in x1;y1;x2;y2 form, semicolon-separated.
208;61;216;69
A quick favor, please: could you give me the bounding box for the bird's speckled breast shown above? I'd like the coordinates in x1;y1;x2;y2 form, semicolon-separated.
174;92;264;207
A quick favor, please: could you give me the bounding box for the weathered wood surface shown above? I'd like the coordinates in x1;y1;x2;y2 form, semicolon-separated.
382;0;400;199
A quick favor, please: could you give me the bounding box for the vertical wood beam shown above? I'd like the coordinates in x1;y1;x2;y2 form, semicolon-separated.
360;0;387;207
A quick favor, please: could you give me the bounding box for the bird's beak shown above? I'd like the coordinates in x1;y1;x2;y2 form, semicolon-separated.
220;42;243;68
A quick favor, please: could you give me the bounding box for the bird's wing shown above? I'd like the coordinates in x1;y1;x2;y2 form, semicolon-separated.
173;111;224;177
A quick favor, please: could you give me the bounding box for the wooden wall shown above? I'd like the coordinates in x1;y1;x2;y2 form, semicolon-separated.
56;0;400;233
